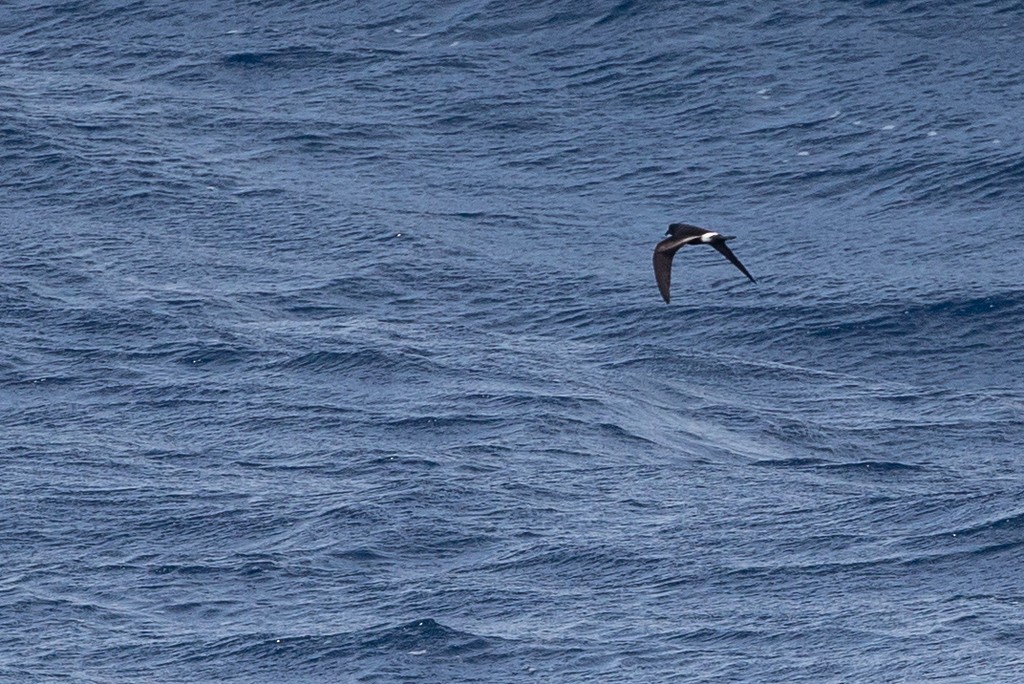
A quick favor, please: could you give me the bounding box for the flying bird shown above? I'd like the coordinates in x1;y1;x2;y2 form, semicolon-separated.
653;223;756;303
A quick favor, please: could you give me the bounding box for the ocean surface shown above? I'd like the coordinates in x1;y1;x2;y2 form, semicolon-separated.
3;1;1024;681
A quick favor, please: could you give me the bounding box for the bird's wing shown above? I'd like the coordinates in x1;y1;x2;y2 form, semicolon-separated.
711;241;757;283
653;249;674;303
653;236;694;303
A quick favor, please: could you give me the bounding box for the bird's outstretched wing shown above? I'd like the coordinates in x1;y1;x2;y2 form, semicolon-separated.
653;250;674;303
653;236;694;303
711;241;757;283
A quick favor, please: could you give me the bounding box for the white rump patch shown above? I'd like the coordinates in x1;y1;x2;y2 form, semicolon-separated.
700;232;719;243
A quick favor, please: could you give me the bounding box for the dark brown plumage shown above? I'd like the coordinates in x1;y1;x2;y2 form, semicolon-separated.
653;223;756;303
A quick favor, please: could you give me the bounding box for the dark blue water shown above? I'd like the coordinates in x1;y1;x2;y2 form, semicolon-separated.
3;2;1024;681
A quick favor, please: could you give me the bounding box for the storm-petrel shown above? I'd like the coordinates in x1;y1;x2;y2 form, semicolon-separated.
653;223;756;303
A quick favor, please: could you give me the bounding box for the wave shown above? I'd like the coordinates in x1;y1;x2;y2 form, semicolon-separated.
149;618;516;682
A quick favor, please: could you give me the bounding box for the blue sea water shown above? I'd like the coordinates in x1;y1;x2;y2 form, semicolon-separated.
2;1;1024;681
